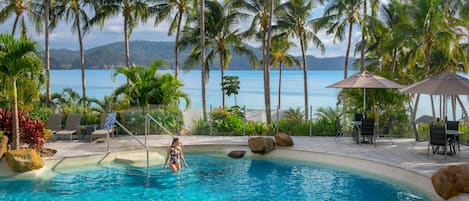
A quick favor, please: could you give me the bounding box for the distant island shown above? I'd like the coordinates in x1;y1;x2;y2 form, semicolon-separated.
49;41;355;70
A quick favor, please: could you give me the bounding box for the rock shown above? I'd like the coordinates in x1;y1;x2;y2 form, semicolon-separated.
275;132;294;146
431;165;469;200
179;128;190;135
4;149;45;173
228;150;246;158
248;137;276;154
0;135;8;158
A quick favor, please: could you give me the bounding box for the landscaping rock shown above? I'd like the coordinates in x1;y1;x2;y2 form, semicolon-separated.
228;150;246;158
248;137;275;154
275;132;294;146
0;135;8;158
431;165;469;200
4;149;45;173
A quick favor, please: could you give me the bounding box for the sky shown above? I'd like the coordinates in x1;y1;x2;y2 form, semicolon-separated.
0;3;362;58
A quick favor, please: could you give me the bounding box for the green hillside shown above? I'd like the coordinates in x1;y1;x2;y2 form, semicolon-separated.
49;41;354;70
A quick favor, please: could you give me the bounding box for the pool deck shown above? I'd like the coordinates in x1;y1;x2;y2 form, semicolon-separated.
45;135;469;179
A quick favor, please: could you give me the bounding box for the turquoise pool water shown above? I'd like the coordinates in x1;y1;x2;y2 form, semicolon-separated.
0;152;432;201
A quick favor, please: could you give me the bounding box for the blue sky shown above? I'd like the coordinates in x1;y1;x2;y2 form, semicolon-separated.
0;4;362;58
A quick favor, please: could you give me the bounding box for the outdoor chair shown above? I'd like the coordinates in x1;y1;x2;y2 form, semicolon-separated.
90;113;116;142
55;113;82;141
375;117;393;147
359;118;375;144
428;125;451;157
446;121;460;152
46;113;63;134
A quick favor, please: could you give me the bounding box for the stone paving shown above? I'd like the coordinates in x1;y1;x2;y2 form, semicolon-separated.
45;135;469;178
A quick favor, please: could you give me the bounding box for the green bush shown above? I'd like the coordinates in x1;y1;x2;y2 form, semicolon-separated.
245;121;273;136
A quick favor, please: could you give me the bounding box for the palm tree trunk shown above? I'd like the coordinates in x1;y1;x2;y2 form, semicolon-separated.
264;0;273;124
174;11;183;80
45;0;51;103
412;94;420;140
12;14;21;36
12;78;19;149
360;0;366;68
77;13;87;101
344;21;353;79
391;48;397;73
278;62;282;110
300;37;308;120
200;0;207;121
220;52;225;108
124;16;130;84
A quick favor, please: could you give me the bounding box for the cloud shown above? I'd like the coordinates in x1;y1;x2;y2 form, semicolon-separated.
0;9;358;58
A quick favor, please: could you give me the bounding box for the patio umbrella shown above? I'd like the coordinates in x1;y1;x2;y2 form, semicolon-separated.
400;71;469;120
327;70;404;113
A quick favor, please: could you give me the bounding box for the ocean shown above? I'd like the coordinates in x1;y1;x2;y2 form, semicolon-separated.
50;69;468;119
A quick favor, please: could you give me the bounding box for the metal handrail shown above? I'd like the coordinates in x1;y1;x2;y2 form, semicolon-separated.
145;113;176;140
108;115;151;177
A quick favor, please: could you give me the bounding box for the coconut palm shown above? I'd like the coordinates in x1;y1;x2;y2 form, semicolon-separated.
154;0;191;80
276;0;324;120
270;34;299;111
0;33;43;149
231;0;277;123
54;0;99;101
180;0;257;108
92;0;157;84
358;0;379;68
0;0;42;36
315;0;362;79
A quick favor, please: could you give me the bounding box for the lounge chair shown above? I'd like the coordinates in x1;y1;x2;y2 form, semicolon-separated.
46;113;63;134
375;117;393;147
360;118;375;144
90;113;116;142
427;125;450;157
55;113;82;141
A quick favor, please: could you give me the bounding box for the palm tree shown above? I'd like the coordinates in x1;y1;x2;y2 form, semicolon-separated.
154;0;191;79
270;34;299;111
315;0;362;79
0;0;42;36
359;0;379;68
0;33;43;149
276;0;324;120
55;0;98;101
92;0;156;83
231;0;275;123
112;59;190;113
200;0;207;121
180;0;257;108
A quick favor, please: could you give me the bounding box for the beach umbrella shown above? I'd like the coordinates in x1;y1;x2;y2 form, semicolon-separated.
327;70;404;113
400;71;469;121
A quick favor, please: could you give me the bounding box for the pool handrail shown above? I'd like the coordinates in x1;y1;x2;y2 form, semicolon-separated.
108;114;151;177
145;113;176;146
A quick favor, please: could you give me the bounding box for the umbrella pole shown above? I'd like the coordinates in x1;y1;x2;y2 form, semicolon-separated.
363;88;366;117
430;95;436;122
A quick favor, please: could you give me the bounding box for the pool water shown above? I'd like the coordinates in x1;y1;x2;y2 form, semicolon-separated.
0;152;432;201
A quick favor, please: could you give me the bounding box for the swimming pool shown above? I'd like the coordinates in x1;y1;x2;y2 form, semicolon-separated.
0;150;433;201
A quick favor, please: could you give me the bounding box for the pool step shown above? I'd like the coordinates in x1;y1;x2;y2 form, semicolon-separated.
114;152;165;167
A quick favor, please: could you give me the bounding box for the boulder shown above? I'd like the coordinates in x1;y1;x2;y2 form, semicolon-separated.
0;135;8;158
4;149;45;173
179;128;190;136
431;165;469;200
228;150;246;158
248;137;276;154
275;132;294;146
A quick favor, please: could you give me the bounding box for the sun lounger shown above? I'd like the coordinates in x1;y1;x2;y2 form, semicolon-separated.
90;113;116;142
55;113;82;141
46;113;63;134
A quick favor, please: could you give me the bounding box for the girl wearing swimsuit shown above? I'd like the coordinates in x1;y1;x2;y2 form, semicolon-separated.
163;138;188;173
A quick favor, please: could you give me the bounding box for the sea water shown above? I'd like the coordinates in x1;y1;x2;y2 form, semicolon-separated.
50;69;468;119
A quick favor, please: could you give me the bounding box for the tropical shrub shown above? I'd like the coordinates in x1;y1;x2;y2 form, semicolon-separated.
0;108;50;152
245;121;273;136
